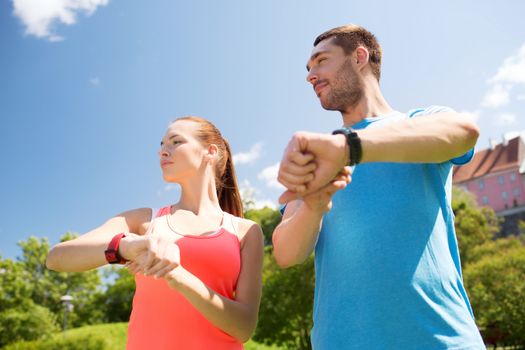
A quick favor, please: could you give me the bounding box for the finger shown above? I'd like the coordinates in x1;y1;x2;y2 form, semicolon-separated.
329;180;348;192
145;241;168;276
287;151;315;166
278;177;308;193
282;160;317;176
126;262;141;275
339;166;352;176
278;171;314;188
145;260;168;277
154;263;179;279
145;217;157;236
143;238;159;274
332;173;351;185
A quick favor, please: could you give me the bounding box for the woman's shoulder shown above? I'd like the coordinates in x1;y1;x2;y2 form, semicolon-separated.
115;207;155;235
231;216;263;247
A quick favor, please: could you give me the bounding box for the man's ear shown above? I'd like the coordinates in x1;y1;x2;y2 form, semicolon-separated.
354;46;369;69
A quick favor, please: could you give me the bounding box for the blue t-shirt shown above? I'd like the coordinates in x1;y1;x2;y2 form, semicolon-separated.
311;106;484;349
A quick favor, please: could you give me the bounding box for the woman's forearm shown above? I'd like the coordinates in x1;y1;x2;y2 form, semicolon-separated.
166;267;258;343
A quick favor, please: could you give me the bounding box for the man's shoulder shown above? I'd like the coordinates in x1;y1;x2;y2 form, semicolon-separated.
408;105;455;118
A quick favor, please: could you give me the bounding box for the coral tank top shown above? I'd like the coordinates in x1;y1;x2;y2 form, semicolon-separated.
126;206;243;349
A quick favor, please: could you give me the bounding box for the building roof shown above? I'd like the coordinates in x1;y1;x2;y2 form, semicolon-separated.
453;136;525;183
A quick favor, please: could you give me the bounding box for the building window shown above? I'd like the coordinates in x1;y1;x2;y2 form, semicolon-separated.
479;179;485;189
498;175;505;185
502;191;508;200
511;173;516;182
514;188;521;197
482;196;489;204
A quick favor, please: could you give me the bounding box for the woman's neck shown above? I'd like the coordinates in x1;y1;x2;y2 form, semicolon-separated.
176;174;222;216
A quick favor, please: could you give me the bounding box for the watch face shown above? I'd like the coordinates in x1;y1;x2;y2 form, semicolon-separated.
105;250;118;263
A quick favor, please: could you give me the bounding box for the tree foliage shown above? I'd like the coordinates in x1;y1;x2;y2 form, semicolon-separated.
452;187;500;267
254;248;314;350
463;236;525;347
16;234;104;327
0;234;105;347
0;301;59;347
454;187;525;347
245;207;282;245
98;266;136;323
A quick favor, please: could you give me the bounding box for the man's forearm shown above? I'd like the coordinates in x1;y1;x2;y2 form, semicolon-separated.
358;112;479;164
272;203;324;268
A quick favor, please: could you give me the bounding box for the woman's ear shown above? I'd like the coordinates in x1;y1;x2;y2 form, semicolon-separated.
205;144;219;163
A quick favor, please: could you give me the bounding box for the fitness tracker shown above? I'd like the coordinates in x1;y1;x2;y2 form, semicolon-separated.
104;233;128;264
332;128;362;166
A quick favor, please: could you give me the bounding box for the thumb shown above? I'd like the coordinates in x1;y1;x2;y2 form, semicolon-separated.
279;190;302;205
145;217;158;236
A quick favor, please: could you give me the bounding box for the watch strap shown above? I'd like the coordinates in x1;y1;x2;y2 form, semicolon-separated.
104;233;128;264
332;128;362;166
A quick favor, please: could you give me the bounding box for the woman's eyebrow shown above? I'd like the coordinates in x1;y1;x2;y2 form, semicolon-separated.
160;134;181;146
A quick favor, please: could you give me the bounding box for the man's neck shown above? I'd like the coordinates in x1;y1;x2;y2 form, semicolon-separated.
341;79;393;127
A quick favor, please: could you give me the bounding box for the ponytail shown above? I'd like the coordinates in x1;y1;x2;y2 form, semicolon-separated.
218;139;243;218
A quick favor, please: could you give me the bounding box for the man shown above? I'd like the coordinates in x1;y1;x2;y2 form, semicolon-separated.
273;25;485;349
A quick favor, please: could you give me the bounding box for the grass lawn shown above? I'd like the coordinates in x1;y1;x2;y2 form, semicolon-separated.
2;323;282;350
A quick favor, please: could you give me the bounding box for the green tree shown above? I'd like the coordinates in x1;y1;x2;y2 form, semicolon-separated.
463;236;525;347
453;187;525;347
0;255;60;347
16;234;104;327
244;207;281;245
253;248;314;350
452;186;500;267
99;266;136;323
0;258;33;310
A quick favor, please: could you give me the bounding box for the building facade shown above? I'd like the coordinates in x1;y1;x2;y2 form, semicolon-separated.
453;136;525;236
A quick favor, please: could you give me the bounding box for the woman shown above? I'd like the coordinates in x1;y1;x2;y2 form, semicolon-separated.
46;116;264;349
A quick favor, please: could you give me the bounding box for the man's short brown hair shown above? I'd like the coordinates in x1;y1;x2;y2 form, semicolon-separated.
314;25;382;81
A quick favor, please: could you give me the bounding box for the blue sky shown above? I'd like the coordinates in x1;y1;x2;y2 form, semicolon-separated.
1;0;524;258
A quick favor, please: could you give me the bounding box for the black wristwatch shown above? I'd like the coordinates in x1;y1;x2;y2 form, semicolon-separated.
332;128;362;166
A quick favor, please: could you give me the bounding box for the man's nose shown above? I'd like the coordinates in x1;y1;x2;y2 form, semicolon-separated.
306;70;318;85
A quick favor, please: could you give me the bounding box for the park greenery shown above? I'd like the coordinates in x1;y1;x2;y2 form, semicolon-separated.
1;186;524;349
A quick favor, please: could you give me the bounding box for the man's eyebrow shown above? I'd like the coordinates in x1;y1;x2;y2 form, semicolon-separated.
306;50;329;71
160;134;180;146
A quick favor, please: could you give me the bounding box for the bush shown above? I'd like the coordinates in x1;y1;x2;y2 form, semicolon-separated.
2;323;127;350
2;322;282;350
463;237;525;347
0;302;59;347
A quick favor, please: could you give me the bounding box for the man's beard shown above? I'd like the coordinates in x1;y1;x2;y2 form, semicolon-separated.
320;59;363;112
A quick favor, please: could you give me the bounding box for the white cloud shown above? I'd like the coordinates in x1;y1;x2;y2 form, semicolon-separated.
495;113;516;126
481;84;511;108
482;43;525;108
89;77;100;85
258;162;284;190
490;44;525;85
517;94;525;101
233;142;263;165
12;0;109;41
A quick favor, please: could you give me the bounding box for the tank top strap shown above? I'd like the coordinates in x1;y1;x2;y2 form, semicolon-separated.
222;212;241;239
153;206;171;218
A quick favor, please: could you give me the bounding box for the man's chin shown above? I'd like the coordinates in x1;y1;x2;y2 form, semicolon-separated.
319;100;339;111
